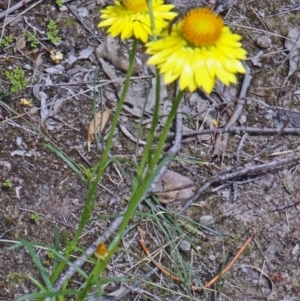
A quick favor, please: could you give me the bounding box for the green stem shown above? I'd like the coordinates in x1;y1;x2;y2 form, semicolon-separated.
113;90;184;245
51;39;138;285
76;89;184;300
132;69;161;194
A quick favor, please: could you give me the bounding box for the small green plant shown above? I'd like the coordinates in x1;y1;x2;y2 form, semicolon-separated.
47;20;61;43
30;213;40;223
55;0;63;7
45;250;55;259
5;67;28;93
22;30;39;48
3;179;12;188
1;35;13;47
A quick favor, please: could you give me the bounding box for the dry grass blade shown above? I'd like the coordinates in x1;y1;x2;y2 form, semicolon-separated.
139;229;256;293
87;108;111;152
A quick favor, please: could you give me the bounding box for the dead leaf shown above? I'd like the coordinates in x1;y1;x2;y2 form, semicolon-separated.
20;98;33;107
15;36;26;51
285;27;300;78
50;49;63;64
95;35;142;74
87;108;111;151
77;46;94;59
33;53;44;71
250;50;263;67
155;170;195;204
45;65;65;74
99;57;123;92
107;285;127;297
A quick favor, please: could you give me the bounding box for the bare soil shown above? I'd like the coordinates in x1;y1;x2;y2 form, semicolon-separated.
1;0;300;300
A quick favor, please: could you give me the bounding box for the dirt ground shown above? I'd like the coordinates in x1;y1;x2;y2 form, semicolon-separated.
1;0;300;300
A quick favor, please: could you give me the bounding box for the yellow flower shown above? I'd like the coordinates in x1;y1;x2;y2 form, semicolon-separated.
94;243;108;260
98;0;177;43
146;8;247;93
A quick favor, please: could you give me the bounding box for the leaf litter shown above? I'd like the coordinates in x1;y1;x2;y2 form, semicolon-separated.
87;108;111;151
285;26;300;78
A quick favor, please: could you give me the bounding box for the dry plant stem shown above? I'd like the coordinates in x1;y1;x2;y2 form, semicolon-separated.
0;0;34;19
66;3;101;43
199;228;256;290
269;200;300;212
213;64;252;157
236;132;248;164
139;229;255;292
139;239;181;281
242;117;291;164
183;126;300;137
178;155;300;215
0;0;42;22
270;116;291;144
0;0;11;42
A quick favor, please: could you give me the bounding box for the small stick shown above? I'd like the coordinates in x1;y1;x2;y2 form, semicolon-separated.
200;228;256;290
269;200;300;213
178;155;300;215
182;126;300;137
0;0;42;21
139;228;256;292
139;239;181;282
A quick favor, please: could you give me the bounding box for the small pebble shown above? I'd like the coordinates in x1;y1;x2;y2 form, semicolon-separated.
256;35;271;48
208;254;216;261
77;7;88;18
239;114;247;125
199;215;215;226
179;240;191;252
15;137;22;147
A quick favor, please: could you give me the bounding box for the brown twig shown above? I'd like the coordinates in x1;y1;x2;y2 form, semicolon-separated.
178;155;300;215
212;64;252;158
139;228;256;292
182;126;300;137
139;239;182;282
0;0;34;19
0;0;43;21
269;200;300;213
201;228;256;290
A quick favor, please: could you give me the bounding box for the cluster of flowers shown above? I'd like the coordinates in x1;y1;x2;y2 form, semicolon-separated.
98;0;247;94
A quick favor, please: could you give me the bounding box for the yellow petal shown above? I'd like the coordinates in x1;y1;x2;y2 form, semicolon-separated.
164;69;179;84
179;53;193;90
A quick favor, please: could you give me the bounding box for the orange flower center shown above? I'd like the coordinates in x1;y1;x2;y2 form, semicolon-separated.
182;8;223;47
123;0;148;12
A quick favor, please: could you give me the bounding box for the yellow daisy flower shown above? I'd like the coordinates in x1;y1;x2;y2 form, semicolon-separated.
98;0;177;43
146;8;247;93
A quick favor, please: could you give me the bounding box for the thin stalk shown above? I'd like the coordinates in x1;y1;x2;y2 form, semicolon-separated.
132;69;161;194
76;89;184;300
50;39;138;284
132;0;159;193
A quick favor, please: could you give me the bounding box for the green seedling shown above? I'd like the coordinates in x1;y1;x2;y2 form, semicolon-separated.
3;179;12;188
47;20;61;44
1;35;13;48
45;250;55;259
55;0;63;7
30;213;40;223
5;67;28;93
22;30;39;48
